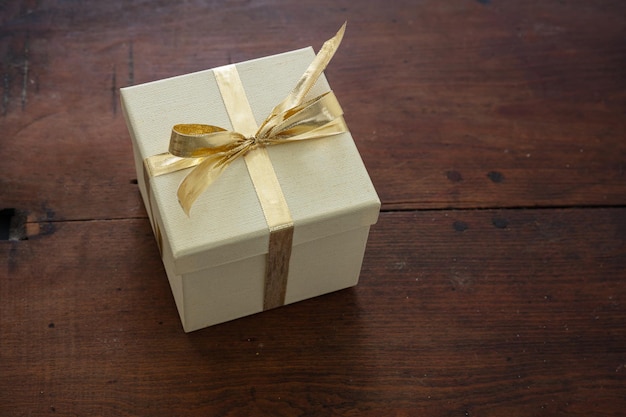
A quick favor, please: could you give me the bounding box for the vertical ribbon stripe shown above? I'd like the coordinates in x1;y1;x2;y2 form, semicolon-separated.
214;65;294;310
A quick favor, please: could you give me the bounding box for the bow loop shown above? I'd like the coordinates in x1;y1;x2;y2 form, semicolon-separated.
169;123;246;158
256;22;346;139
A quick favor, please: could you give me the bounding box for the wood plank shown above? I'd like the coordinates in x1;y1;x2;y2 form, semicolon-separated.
1;1;624;415
1;0;625;222
1;208;624;416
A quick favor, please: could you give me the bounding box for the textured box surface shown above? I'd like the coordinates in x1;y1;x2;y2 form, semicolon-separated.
121;47;380;332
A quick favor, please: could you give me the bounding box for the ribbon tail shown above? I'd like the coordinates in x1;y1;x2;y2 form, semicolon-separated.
177;154;228;216
257;22;346;138
282;21;346;110
144;152;204;178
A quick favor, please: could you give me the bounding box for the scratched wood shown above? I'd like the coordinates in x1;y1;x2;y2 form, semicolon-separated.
1;0;626;416
1;0;624;222
1;209;625;416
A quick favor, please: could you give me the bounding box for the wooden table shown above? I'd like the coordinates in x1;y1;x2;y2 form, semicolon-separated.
1;1;624;415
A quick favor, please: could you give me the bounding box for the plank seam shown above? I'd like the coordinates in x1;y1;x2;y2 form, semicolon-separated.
381;204;626;213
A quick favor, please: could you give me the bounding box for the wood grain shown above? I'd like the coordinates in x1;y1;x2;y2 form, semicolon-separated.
1;209;625;416
1;0;625;415
1;0;624;221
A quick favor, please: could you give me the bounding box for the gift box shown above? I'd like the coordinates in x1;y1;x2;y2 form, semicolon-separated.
120;26;380;332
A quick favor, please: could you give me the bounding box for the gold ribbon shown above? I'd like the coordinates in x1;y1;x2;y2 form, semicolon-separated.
144;23;347;310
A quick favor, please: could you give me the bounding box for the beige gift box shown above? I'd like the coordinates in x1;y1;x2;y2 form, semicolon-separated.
121;46;380;332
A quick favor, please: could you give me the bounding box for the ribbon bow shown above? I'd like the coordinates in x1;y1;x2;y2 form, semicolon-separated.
145;22;348;215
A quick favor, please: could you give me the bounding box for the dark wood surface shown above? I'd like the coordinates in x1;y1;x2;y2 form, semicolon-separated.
1;1;624;416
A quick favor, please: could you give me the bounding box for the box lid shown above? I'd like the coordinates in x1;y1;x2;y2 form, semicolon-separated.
121;47;380;275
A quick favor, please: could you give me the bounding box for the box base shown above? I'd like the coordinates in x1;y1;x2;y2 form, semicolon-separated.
162;225;372;332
